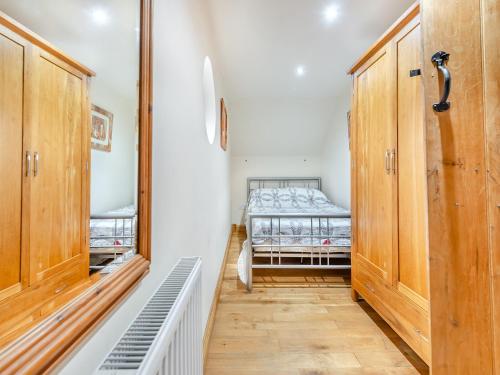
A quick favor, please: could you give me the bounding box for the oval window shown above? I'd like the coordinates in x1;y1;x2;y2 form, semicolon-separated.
203;56;216;144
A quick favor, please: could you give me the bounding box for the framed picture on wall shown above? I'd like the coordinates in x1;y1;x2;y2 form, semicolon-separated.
91;104;113;152
220;98;228;151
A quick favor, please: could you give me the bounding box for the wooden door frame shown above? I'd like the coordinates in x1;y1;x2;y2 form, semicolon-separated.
138;0;153;263
422;0;496;373
0;1;153;373
482;0;500;372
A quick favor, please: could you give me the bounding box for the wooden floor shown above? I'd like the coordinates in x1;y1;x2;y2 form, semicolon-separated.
205;230;429;375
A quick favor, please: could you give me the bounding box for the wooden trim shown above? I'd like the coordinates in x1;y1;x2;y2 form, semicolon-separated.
350;72;359;302
353;270;430;363
347;1;419;74
0;11;95;77
82;72;92;288
482;0;500;372
0;1;154;372
0;256;149;374
138;0;153;261
20;39;33;295
422;0;493;372
356;254;388;280
203;228;233;366
397;282;429;312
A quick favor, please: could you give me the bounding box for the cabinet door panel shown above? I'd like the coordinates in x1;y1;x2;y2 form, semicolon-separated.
355;48;396;280
29;51;86;282
0;31;25;298
396;23;429;306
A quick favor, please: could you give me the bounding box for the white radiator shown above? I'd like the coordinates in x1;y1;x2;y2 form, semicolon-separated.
96;257;202;375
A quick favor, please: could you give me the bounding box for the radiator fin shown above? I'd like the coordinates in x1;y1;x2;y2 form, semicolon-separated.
97;257;200;374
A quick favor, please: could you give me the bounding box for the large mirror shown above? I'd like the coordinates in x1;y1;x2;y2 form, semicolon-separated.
0;0;141;275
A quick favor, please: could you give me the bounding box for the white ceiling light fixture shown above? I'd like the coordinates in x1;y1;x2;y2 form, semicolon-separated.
323;4;339;23
296;65;306;77
90;7;109;25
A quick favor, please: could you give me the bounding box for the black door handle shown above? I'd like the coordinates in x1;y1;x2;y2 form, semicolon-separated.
431;51;451;112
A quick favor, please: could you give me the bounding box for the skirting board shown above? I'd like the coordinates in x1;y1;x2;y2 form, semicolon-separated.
202;224;235;366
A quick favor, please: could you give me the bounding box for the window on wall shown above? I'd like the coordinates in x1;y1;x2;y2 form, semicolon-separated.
203;56;216;144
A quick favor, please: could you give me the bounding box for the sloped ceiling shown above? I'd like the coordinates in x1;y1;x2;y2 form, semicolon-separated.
206;0;415;155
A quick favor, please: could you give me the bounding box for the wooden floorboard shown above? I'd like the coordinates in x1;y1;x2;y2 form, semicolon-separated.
205;231;429;374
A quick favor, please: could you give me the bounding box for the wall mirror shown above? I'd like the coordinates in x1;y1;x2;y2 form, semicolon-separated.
0;0;151;369
0;0;144;276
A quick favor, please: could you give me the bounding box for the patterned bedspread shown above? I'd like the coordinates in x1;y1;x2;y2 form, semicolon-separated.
247;188;351;250
90;205;137;248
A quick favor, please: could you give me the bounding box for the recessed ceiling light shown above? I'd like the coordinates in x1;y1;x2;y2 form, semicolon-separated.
296;65;306;77
323;4;339;23
91;7;109;25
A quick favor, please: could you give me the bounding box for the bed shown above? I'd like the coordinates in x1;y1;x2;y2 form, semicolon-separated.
240;177;351;290
89;205;137;273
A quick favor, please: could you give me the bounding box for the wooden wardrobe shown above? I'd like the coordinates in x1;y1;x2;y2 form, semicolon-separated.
0;13;92;342
349;3;430;364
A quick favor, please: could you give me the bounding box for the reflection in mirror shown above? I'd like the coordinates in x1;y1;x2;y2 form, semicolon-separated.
0;0;140;275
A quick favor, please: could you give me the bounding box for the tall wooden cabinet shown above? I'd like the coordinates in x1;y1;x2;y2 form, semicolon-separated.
0;15;92;341
349;4;430;364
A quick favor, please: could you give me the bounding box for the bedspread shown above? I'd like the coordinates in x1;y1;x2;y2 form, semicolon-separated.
247;188;351;250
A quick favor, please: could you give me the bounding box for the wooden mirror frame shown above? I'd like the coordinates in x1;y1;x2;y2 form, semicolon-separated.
0;0;153;373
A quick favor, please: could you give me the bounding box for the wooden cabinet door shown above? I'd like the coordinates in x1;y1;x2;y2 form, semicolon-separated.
422;0;495;372
353;45;396;282
28;49;89;284
0;27;29;300
395;22;429;310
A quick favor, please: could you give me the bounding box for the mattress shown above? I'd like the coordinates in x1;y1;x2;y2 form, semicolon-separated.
247;187;351;251
90;205;137;248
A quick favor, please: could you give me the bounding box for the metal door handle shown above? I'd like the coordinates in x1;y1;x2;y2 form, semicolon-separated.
33;152;39;177
390;149;396;174
431;51;451;112
25;151;31;177
384;150;390;174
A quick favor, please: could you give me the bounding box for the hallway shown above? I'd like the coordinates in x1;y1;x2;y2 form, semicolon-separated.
205;230;429;374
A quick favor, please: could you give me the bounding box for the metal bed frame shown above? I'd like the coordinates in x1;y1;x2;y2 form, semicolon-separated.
245;177;351;290
89;212;137;272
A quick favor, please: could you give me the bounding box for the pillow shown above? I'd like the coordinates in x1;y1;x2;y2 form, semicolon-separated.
248;187;331;210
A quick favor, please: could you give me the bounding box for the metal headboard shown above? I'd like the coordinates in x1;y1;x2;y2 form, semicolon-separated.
247;177;322;199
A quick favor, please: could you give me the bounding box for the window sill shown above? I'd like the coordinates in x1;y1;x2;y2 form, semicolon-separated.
0;255;150;374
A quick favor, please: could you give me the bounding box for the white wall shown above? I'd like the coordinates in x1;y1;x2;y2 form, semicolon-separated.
229;98;334;224
229;94;353;222
230;98;335;156
90;84;138;214
320;84;352;209
58;0;231;373
231;155;322;224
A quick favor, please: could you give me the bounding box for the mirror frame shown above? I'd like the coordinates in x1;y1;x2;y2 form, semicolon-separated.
0;0;153;372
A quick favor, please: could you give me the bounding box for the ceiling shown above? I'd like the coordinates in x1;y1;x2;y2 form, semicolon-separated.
0;0;140;101
0;0;417;158
206;0;415;157
207;0;415;100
